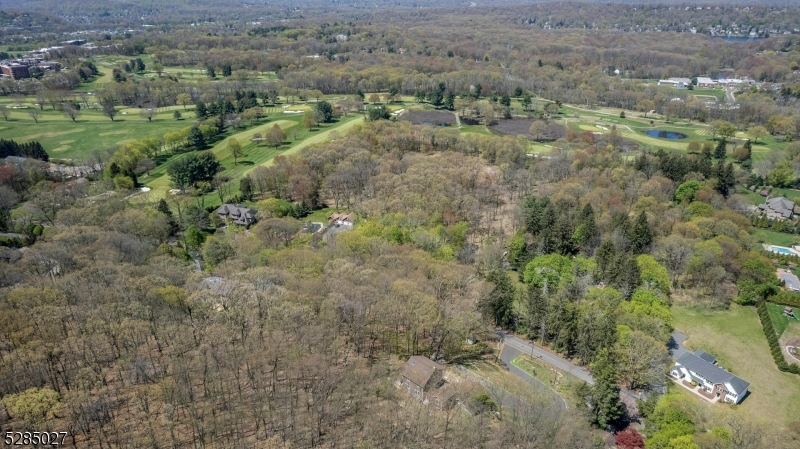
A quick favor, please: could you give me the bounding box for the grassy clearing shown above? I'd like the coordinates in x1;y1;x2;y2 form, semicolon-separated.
143;114;365;202
465;360;552;407
751;229;800;247
510;354;582;405
672;303;800;428
0;96;195;160
511;354;560;389
768;302;790;337
689;88;726;100
737;188;764;205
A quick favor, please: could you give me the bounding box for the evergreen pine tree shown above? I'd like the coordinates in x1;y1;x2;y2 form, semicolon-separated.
156;199;172;216
554;214;575;256
586;349;623;429
574;203;599;253
614;256;641;300
629;211;654;254
480;269;516;328
525;284;547;339
595;241;616;283
714;138;727;159
195;100;208;119
189;126;206;149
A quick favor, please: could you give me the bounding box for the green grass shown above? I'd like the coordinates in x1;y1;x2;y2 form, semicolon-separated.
511;354;560;388
689;88;726;100
751;228;800;247
465;360;553;407
305;207;336;223
737;187;765;206
768;302;790;337
765;188;800;203
673;303;800;428
143;114;365;203
0;96;196;160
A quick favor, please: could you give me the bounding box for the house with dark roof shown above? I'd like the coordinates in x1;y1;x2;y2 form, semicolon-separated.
401;356;444;401
670;350;749;404
757;196;795;220
215;204;258;226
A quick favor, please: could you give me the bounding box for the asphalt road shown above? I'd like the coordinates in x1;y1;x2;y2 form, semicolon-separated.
725;88;736;104
497;331;595;385
498;345;568;411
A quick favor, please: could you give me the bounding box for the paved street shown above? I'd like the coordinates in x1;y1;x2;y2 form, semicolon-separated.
498;345;568;411
497;331;595;385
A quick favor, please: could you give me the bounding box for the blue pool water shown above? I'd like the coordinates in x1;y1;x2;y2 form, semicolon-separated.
772;246;794;255
645;130;688;140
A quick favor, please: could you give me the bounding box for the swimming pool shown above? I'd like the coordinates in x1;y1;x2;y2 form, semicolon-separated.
771;246;796;255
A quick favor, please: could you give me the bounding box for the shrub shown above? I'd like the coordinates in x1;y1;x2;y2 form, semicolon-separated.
757;299;800;375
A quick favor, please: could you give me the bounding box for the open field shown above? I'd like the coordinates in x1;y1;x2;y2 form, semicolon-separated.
0;95;197;159
672;303;800;428
751;228;800;247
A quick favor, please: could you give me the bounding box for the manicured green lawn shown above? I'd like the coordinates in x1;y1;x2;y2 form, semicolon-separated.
673;303;800;427
751;228;800;247
768;302;790;337
0;96;196;160
737;188;765;206
765;188;800;202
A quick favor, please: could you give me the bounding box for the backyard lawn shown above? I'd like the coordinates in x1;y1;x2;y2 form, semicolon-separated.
751;229;800;247
768;302;791;337
672;303;800;428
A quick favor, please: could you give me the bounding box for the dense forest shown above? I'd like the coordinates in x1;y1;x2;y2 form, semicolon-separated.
3;1;800;448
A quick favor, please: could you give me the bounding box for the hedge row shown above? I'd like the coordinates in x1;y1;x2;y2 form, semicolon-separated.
769;291;800;309
756;299;800;375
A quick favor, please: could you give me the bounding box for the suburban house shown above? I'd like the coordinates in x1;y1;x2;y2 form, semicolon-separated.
215;204;258;226
327;212;354;226
670;350;750;404
757;196;795;220
401;356;444;401
399;355;457;409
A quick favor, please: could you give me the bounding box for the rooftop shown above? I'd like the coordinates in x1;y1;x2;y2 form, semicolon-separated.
675;352;749;395
401;355;443;388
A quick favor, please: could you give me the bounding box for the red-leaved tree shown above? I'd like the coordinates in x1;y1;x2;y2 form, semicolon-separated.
615;427;645;449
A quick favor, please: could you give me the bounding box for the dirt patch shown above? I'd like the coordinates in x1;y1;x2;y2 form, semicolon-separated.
398;110;455;126
490;119;565;141
787;340;800;362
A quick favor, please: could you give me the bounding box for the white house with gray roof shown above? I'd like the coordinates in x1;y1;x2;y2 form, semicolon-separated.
670;350;749;404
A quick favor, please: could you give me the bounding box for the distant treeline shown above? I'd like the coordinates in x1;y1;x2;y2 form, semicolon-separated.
0;139;49;162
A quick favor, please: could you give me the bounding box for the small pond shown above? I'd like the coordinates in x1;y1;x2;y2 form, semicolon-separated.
645;129;688;140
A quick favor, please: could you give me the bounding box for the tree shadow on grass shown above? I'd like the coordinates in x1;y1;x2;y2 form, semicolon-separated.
236;160;255;166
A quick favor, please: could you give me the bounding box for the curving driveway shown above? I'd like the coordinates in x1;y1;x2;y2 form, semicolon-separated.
669;331;690;360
